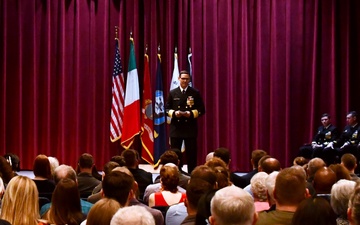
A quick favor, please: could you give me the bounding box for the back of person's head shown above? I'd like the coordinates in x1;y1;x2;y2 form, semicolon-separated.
33;154;52;179
48;156;59;175
190;165;217;188
4;153;20;172
1;175;39;225
307;158;326;179
49;178;83;225
205;157;228;171
206;152;214;162
329;163;351;181
195;190;217;225
292;196;337;225
87;198;121;225
258;155;271;171
331;179;356;219
160;165;179;193
102;171;134;206
341;153;357;171
213;166;231;189
110;155;126;167
110;205;155;225
121;149;139;168
250;172;268;201
213;147;230;165
53;164;77;185
348;183;360;225
252;150;268;168
313;167;337;194
293;156;308;166
78;153;94;169
261;157;281;174
210;186;257;225
186;178;213;210
103;161;120;175
274;167;307;206
265;171;279;204
0;156;15;184
159;150;179;165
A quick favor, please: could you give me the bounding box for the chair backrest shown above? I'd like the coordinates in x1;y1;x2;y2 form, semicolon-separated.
38;197;50;209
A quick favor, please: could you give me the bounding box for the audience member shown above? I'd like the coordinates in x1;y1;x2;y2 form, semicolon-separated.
40;164;93;216
293;156;308;167
153;150;190;189
250;172;269;212
149;165;186;207
87;161;120;204
166;165;217;225
91;164;102;181
331;179;356;225
347;182;360;225
0;156;14;185
0;175;49;225
264;171;279;210
292;196;337;225
312;167;337;198
48;156;59;176
306;157;326;182
110;155;126;166
195;190;216;225
111;205;155;225
329;163;351;181
76;153;100;198
261;157;281;174
209;185;258;225
33;154;56;200
4;153;20;175
299;113;339;160
181;178;214;225
113;167;164;225
205;152;214;162
83;198;121;225
238;150;267;188
122;149;153;199
341;153;360;182
102;170;134;206
256;167;308;225
42;178;85;225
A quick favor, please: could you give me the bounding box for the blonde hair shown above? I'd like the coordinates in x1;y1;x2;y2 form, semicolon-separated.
0;176;40;225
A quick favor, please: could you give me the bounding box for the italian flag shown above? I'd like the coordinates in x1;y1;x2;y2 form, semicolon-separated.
121;39;141;148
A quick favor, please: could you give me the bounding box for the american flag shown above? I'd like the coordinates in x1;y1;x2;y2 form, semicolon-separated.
110;40;125;142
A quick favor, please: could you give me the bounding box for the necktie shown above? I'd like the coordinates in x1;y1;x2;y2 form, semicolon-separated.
182;90;185;94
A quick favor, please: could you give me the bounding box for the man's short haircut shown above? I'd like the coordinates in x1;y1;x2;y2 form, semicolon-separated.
121;149;138;168
159;150;179;165
213;147;230;165
53;164;77;185
179;70;190;76
275;167;307;205
210;186;255;225
110;205;155;225
103;161;120;175
190;165;217;187
331;179;356;217
102;171;134;206
348;111;358;118
78;153;94;169
252;150;268;168
261;158;281;174
186;178;213;209
321;113;330;118
341;153;357;171
307;157;326;178
110;155;126;167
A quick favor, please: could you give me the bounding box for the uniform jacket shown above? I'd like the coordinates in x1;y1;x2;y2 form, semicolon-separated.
166;86;205;138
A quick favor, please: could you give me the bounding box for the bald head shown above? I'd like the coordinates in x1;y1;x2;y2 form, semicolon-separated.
313;167;336;194
262;158;281;174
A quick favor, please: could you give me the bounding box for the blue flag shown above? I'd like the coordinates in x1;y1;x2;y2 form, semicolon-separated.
154;54;167;162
